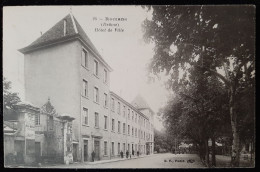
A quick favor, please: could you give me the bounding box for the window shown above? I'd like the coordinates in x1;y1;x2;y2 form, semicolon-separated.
123;143;126;152
135;128;137;137
132;111;134;121
35;114;40;125
94;87;99;103
128;125;130;135
112;119;115;131
82;80;88;97
104;116;108;130
49;116;54;130
112;142;114;156
111;98;115;111
128;109;130;119
104;93;108;107
82;49;88;68
104;141;108;155
83;108;88;125
118;121;121;133
135;114;137;123
95;112;99;128
118;143;120;155
132;127;134;136
94;60;99;76
123;106;126;118
123;123;126;134
104;69;108;83
117;102;120;114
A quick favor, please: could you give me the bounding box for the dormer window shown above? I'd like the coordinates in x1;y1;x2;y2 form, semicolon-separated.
64;20;67;36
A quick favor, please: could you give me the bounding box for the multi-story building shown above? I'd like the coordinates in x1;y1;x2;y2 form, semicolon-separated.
18;13;154;163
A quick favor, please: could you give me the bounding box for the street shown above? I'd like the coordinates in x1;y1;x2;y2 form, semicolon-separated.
42;153;204;168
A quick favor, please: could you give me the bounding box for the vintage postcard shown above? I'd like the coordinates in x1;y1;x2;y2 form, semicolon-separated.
3;5;255;168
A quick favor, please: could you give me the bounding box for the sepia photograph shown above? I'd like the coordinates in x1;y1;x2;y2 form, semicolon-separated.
3;5;255;168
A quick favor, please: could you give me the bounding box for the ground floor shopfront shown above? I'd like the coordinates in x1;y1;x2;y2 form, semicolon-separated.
72;135;154;162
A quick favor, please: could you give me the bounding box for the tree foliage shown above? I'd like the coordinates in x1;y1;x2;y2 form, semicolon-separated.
142;5;255;167
154;129;168;152
158;67;231;165
3;77;21;120
143;5;254;91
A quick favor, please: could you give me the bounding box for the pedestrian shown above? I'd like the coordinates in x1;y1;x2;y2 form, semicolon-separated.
120;150;123;158
91;151;95;162
126;150;129;158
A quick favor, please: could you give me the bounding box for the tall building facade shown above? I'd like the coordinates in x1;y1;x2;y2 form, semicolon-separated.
19;13;154;162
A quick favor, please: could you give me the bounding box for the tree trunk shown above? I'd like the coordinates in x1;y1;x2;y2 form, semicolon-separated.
199;143;205;162
229;87;240;167
205;138;210;167
211;137;216;167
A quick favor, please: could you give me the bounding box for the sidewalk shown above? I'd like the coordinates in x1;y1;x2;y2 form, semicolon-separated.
8;154;155;168
85;154;148;165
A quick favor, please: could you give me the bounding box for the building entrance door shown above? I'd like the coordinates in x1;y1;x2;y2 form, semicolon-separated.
83;140;88;162
73;143;78;162
94;140;100;160
146;143;150;155
14;140;24;164
35;142;41;162
132;144;134;155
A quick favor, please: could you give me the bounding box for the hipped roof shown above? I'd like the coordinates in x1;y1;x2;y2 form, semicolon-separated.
19;13;112;71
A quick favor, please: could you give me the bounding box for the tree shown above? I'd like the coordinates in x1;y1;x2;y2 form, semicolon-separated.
154;129;164;152
159;67;231;167
142;5;255;167
3;77;21;120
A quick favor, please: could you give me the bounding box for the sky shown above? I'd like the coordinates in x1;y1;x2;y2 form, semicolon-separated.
3;6;170;131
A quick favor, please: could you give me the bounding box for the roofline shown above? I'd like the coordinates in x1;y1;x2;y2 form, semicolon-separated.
70;13;78;34
18;34;113;72
77;36;113;72
110;91;149;120
18;34;77;54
